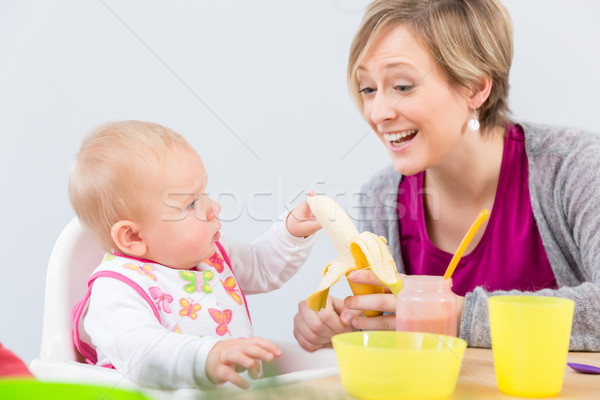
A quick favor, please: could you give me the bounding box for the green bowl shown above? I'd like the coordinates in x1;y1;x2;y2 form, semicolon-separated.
0;379;152;399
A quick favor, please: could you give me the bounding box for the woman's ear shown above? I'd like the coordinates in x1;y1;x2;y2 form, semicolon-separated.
469;76;493;109
111;220;147;257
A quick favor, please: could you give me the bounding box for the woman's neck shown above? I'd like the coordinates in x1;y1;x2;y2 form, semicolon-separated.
425;125;505;208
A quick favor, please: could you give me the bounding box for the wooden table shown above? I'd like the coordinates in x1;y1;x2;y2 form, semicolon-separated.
228;348;600;399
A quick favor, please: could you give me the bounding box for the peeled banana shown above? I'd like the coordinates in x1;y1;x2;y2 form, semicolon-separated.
306;195;403;316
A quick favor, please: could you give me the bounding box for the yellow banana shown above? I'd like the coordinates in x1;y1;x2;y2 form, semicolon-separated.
306;195;402;316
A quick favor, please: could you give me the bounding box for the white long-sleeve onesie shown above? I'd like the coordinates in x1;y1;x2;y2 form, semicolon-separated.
83;219;316;389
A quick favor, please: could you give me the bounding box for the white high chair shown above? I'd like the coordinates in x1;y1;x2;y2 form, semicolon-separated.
30;217;338;399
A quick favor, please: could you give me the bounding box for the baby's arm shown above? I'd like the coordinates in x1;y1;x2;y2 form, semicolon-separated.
206;338;281;389
85;278;220;389
221;195;320;294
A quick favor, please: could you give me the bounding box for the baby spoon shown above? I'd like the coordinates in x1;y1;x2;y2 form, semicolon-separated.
568;362;600;374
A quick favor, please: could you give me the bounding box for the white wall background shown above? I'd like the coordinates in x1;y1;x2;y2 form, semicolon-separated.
1;0;599;365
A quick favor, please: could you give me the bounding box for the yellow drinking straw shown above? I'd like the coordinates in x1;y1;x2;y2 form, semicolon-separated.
443;209;490;279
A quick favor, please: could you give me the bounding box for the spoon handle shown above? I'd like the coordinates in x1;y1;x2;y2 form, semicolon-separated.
443;209;490;279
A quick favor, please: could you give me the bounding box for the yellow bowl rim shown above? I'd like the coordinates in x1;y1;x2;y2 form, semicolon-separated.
332;330;467;353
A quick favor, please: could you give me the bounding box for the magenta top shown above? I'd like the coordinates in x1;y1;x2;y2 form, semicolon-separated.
397;124;557;296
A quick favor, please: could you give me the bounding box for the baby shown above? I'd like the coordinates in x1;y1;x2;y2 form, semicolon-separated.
69;120;321;390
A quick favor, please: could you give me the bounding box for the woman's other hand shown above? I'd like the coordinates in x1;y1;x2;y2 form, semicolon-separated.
341;269;398;331
293;296;356;352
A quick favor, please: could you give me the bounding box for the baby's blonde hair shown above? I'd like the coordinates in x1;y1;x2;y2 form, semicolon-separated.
69;120;193;250
348;0;513;132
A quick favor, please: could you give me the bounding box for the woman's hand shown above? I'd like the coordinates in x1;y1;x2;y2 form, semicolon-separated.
293;296;356;352
205;337;281;389
341;269;398;331
344;270;467;335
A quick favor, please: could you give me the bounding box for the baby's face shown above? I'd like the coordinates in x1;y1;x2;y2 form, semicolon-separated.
138;147;221;269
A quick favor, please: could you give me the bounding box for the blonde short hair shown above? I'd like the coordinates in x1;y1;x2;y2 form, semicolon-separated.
69;120;193;250
348;0;513;132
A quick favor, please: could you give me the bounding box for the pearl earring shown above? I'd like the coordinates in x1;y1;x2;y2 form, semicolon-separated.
468;108;480;132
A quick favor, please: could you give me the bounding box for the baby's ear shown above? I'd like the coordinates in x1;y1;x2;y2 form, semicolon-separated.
111;220;147;257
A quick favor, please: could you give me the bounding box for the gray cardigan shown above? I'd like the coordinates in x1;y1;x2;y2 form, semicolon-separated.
357;122;600;351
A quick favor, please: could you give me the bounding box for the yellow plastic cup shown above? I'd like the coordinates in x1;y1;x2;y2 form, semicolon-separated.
488;295;575;397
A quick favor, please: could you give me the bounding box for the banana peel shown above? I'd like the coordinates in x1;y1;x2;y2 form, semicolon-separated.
306;195;403;316
351;232;404;296
306;259;357;311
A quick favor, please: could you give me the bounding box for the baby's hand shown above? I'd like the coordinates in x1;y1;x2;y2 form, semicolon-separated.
205;337;281;389
286;192;322;238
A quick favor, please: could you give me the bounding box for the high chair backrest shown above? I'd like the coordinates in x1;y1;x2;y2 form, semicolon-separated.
39;217;104;362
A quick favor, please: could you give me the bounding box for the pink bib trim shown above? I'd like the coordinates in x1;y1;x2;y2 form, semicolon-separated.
215;241;252;323
71;270;161;366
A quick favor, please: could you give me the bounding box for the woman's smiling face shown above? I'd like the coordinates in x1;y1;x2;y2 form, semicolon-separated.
357;24;473;176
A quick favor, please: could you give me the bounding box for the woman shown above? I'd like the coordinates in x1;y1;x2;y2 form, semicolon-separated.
293;0;600;351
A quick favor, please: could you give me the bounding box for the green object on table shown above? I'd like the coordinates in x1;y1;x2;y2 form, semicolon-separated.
0;379;152;399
